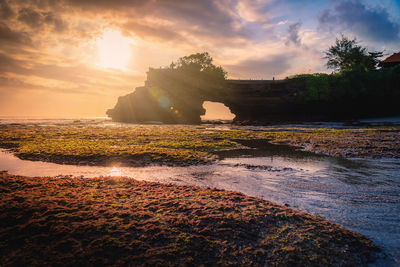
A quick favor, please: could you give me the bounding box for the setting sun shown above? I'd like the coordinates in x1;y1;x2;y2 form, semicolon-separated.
97;30;132;70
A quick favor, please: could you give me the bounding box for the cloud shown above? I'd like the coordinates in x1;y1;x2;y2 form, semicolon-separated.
0;23;31;45
0;0;14;19
43;12;67;32
17;7;67;32
123;21;185;43
4;0;260;48
152;0;249;39
0;51;141;95
236;0;273;24
67;0;243;38
67;0;148;11
225;54;292;79
318;0;400;42
66;0;251;42
18;8;42;27
286;22;301;45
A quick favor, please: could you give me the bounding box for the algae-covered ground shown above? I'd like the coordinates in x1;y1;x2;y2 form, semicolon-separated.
0;124;399;166
267;127;400;159
0;125;251;166
0;172;379;266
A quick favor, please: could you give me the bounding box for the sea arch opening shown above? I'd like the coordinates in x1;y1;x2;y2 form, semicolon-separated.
200;101;235;122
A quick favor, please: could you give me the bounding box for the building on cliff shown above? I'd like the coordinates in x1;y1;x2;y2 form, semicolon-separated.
381;53;400;68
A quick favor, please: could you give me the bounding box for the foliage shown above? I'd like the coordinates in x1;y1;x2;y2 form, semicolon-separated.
324;35;383;72
171;52;227;78
146;52;227;94
287;36;398;120
289;65;400;119
290;73;332;102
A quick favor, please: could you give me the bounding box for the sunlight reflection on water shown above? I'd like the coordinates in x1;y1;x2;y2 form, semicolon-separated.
110;167;122;177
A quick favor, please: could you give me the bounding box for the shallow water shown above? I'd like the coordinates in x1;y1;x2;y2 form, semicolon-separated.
1;148;399;265
360;116;400;123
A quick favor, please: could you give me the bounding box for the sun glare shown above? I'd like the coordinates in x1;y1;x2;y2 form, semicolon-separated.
97;30;132;70
110;167;122;177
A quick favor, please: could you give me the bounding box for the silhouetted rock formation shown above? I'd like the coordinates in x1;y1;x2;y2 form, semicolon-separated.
107;52;400;125
107;78;308;124
217;80;306;123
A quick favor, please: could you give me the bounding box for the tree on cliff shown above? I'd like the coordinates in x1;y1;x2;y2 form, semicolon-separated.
146;52;227;95
170;52;227;79
324;35;383;72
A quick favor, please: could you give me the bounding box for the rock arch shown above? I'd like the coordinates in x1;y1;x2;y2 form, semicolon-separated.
201;101;235;121
107;79;307;124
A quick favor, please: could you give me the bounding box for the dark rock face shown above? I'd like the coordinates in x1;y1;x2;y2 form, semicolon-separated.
107;86;205;124
216;79;307;123
107;79;308;124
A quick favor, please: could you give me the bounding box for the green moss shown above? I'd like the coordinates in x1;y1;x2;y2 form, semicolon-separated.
1;124;399;167
0;125;261;165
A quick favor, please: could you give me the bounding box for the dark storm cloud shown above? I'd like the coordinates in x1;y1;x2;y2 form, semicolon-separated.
318;0;400;42
286;22;301;45
226;54;292;78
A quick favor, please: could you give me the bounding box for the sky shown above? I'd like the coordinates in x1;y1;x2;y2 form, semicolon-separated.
0;0;399;117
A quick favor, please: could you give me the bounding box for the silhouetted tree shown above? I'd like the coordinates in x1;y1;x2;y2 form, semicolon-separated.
324;35;383;72
170;52;227;79
147;52;227;94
